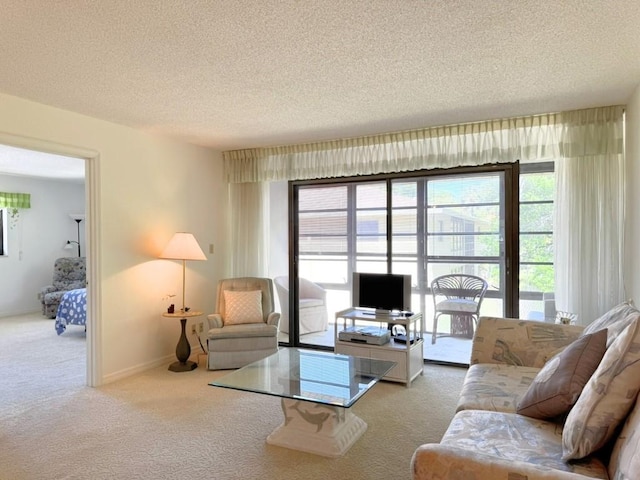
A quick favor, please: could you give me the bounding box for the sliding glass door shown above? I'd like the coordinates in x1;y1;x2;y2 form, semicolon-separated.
280;164;520;364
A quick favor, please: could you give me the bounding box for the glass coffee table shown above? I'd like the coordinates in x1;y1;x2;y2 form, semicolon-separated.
210;347;396;457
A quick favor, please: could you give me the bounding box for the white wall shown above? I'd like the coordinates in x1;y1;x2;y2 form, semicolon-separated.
0;174;85;316
0;92;227;384
625;84;640;304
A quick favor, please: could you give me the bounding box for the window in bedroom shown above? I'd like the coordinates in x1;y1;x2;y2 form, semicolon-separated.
0;208;7;257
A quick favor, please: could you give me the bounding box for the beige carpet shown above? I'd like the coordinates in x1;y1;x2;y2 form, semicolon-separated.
0;313;466;480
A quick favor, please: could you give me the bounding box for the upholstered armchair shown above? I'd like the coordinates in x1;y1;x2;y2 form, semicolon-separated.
40;257;86;319
274;276;328;335
205;277;280;370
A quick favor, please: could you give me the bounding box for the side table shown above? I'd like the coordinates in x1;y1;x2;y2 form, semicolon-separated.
162;310;203;372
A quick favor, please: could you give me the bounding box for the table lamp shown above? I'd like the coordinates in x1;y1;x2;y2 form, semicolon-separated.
160;232;207;312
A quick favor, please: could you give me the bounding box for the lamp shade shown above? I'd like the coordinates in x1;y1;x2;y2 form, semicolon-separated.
160;232;206;261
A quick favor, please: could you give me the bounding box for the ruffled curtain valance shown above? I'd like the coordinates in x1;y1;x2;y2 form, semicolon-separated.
223;106;624;183
0;192;31;209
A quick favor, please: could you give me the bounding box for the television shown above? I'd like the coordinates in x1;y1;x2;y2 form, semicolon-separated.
352;272;412;314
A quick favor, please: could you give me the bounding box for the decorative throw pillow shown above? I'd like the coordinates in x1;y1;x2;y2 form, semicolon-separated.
562;318;640;460
516;329;607;420
223;290;263;325
582;301;640;347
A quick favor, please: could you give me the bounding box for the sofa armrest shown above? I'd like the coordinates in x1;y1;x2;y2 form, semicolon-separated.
207;314;223;329
471;316;584;368
411;444;591;480
40;285;57;298
267;312;280;328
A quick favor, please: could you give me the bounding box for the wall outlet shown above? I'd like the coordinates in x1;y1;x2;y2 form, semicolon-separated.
198;322;204;333
190;324;196;335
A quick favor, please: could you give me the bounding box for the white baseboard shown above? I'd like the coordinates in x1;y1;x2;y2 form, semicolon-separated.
102;354;175;385
102;343;207;385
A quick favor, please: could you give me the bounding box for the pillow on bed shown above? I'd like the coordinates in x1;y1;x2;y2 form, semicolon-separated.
223;290;263;325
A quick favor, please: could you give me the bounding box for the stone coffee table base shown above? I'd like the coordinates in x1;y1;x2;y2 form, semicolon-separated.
267;398;367;457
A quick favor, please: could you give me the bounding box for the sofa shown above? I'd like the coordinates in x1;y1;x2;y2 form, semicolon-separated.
411;302;640;479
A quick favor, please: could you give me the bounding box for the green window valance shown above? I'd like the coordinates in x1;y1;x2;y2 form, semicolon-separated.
0;192;31;209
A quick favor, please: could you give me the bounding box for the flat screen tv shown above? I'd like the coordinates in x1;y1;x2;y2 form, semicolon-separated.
352;272;412;314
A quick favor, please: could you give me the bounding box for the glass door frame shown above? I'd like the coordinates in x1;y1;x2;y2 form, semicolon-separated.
283;163;520;349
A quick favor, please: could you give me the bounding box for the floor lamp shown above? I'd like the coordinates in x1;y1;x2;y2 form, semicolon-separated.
65;214;84;257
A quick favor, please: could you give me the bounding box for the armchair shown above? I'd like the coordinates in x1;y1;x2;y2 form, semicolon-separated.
205;277;280;370
274;276;328;335
431;273;488;344
40;257;86;319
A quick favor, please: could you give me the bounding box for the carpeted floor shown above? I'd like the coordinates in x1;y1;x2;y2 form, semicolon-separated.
0;313;466;480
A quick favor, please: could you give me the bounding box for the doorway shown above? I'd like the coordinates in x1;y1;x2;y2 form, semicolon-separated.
0;136;98;385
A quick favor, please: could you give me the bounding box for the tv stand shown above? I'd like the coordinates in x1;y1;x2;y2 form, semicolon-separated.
334;308;424;387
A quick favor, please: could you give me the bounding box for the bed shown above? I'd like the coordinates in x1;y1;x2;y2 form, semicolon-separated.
55;288;87;335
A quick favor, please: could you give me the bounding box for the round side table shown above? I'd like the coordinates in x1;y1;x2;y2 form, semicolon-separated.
162;310;203;372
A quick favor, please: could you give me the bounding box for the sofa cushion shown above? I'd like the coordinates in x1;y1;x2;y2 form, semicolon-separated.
563;318;640;460
456;363;540;413
516;329;607;420
223;290;263;325
582;300;640;347
440;410;608;478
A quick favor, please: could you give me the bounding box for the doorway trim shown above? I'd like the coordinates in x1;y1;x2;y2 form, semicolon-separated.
0;132;101;387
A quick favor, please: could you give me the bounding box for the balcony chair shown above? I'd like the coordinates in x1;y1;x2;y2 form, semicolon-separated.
40;257;86;319
431;273;488;344
205;277;280;370
274;276;328;335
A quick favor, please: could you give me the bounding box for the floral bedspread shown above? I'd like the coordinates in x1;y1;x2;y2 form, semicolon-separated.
55;288;87;335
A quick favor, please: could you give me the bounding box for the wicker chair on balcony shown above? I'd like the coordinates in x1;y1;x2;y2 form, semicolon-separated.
431;273;488;344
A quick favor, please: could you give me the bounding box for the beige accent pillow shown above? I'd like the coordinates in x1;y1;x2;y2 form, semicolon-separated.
516;329;607;420
562;318;640;460
223;290;263;325
582;301;640;347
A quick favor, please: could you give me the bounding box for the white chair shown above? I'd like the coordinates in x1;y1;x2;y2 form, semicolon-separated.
205;277;280;370
274;276;328;335
431;273;488;344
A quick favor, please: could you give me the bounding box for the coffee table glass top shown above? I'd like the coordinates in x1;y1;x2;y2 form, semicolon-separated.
210;348;396;408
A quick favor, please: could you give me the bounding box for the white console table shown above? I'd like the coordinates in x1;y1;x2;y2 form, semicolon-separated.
334;308;424;387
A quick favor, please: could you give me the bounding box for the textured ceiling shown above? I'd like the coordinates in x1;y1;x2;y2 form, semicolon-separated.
0;1;639;179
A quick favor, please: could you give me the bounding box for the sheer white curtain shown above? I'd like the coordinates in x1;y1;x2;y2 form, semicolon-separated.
228;181;269;277
554;107;625;324
224;106;625;321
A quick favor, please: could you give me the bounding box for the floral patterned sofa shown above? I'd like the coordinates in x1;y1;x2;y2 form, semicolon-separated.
411;302;640;480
